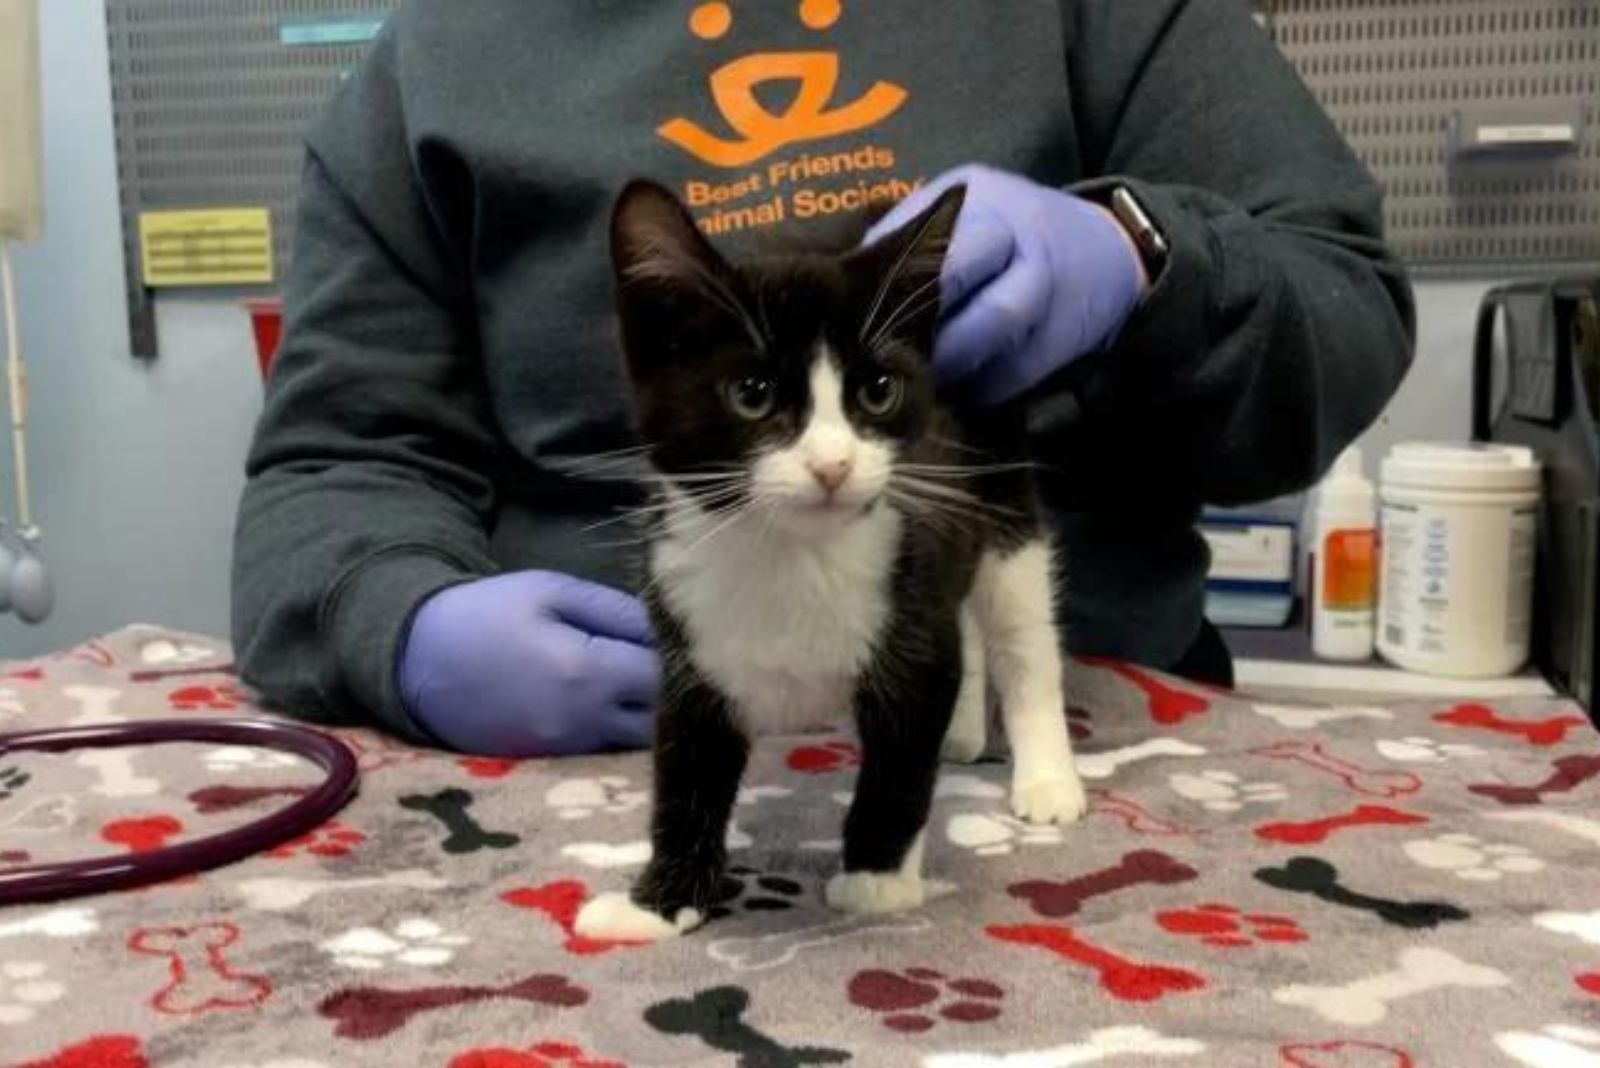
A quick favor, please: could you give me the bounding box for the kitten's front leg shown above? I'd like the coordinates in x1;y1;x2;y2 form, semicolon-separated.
574;670;749;943
973;540;1088;825
941;604;988;764
828;635;961;915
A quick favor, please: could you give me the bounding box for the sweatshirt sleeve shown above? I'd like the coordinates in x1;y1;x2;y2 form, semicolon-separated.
231;28;499;741
1029;0;1415;509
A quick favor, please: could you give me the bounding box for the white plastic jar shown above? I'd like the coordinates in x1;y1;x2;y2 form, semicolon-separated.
1376;443;1541;677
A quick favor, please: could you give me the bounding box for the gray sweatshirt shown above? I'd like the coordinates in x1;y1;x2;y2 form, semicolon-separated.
232;0;1415;741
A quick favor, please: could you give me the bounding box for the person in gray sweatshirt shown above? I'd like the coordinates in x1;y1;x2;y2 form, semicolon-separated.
231;0;1415;756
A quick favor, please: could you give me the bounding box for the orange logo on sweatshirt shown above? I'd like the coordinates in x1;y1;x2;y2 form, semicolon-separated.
660;1;908;168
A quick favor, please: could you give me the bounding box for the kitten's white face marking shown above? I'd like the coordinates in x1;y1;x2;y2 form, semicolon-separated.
656;348;903;734
752;351;893;532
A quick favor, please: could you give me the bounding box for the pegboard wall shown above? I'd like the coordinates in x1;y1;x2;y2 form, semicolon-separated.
104;0;1599;357
105;0;398;356
1267;0;1600;275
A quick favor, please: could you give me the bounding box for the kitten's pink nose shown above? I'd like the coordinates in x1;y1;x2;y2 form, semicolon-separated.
808;458;853;494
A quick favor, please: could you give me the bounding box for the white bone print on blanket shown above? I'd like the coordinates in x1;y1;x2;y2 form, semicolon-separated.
230;871;447;912
0;908;99;942
1497;1025;1600;1068
63;685;124;726
75;748;161;798
1273;947;1509;1025
922;1026;1205;1066
562;820;753;868
1535;911;1600;946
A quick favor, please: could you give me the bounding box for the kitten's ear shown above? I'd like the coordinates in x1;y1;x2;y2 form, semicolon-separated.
611;179;730;296
847;184;966;352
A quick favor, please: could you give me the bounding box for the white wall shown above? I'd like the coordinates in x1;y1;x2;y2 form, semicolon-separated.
0;4;1509;659
1355;280;1495;469
0;0;262;658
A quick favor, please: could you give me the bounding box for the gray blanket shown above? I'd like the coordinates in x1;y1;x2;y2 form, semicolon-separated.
2;625;1599;1067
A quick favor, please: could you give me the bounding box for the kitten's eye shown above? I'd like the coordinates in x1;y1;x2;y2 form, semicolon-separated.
725;375;777;420
857;373;903;417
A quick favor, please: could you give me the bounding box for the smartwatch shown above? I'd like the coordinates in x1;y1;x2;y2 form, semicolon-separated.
1107;185;1170;280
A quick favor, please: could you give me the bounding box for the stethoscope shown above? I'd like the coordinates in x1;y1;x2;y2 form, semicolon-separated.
1;240;53;625
0;718;361;907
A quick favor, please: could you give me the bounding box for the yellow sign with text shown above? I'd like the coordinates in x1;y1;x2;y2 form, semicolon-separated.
139;208;274;288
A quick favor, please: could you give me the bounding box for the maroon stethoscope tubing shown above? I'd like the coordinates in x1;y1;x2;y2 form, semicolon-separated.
0;718;360;908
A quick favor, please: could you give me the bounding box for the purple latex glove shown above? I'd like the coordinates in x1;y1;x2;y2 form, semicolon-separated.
399;571;658;757
866;164;1148;405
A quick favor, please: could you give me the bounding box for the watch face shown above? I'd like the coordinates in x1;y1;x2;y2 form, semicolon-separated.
1111;187;1167;269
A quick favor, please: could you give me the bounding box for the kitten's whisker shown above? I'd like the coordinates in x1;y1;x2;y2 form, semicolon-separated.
640;502;751;601
885;489;980;537
867;277;941;348
925;433;996;457
583;489;745;535
555;444;653;469
858;204;952;344
890;475;1026;520
754;286;774;345
891;474;982;504
895;461;1038;476
657;473;748;484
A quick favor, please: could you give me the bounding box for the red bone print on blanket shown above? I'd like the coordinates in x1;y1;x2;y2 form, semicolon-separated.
1250;741;1422;798
1470;755;1600;805
786;741;861;774
1255;804;1429;845
166;684;248;711
1279;1040;1416;1067
319;974;588;1040
5;1035;149;1068
127;923;273;1016
1009;850;1197;918
1088;790;1207;837
1579;971;1600;997
461;756;520;779
1082;658;1212;725
188;784;309;814
987;924;1207;1002
449;1041;625;1068
1433;704;1589;747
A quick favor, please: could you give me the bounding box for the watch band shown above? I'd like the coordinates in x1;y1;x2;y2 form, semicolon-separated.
1108;185;1170;278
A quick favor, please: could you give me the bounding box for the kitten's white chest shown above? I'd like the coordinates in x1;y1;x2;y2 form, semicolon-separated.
656;508;902;734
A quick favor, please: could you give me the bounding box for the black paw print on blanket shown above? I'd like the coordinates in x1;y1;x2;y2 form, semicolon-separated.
0;767;30;803
708;867;807;920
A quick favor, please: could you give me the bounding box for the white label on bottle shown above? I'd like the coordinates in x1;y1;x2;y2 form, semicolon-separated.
1506;507;1536;652
1380;499;1534;673
1380;503;1419;651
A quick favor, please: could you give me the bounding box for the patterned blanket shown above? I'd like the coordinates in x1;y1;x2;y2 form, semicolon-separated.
2;625;1599;1068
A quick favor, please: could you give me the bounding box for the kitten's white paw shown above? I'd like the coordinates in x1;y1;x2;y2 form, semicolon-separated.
1011;772;1088;826
940;723;987;764
573;892;702;942
826;871;926;915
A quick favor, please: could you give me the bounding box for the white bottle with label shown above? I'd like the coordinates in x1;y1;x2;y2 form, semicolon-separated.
1311;446;1378;661
1376;443;1541;678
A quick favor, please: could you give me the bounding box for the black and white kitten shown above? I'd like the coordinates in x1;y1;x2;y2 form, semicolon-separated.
575;180;1086;941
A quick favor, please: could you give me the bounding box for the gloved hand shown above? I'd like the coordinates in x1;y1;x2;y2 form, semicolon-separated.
398;571;658;757
865;164;1148;405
